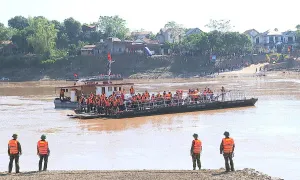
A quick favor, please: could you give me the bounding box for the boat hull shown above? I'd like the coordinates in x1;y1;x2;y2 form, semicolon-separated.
54;98;78;109
112;98;258;118
71;98;258;119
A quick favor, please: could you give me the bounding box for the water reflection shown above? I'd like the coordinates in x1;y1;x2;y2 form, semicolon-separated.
77;107;255;132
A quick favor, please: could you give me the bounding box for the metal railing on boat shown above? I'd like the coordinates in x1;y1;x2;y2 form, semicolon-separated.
77;90;248;115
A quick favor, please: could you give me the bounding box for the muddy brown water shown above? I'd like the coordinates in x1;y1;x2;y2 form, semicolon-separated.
0;73;300;180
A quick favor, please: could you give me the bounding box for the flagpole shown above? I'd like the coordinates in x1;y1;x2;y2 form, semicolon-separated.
107;52;112;84
108;60;111;83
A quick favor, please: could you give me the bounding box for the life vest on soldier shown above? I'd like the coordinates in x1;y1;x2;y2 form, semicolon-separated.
193;139;202;154
145;92;150;98
132;96;136;102
38;140;49;155
222;138;234;153
89;98;93;104
119;99;123;105
113;100;118;107
141;95;146;102
151;95;155;101
8;140;19;154
105;100;110;107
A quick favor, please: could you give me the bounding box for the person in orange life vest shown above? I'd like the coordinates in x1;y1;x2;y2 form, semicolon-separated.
8;134;22;174
121;92;125;101
190;133;202;170
130;86;135;95
220;131;235;172
105;98;111;115
37;134;50;171
59;89;64;101
118;98;124;111
151;94;155;102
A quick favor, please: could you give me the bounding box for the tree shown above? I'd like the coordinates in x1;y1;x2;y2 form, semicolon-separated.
8;16;29;30
296;25;300;30
27;17;57;55
205;19;233;32
51;20;69;49
98;15;129;39
0;24;16;41
164;21;185;43
64;17;81;43
11;29;32;53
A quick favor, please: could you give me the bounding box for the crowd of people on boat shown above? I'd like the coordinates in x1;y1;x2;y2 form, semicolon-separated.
73;86;226;115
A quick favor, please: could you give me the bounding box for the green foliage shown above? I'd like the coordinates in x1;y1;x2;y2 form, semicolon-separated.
41;49;68;64
64;17;81;43
8;16;29;30
0;25;17;41
181;30;251;56
27;17;58;55
205;19;233;32
98;16;129;39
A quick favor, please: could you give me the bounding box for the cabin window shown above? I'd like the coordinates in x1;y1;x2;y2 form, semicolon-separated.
102;87;105;94
65;89;68;92
108;87;112;92
119;87;122;91
114;87;117;91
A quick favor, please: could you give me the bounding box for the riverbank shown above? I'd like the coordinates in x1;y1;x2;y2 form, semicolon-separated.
0;54;268;81
0;169;282;180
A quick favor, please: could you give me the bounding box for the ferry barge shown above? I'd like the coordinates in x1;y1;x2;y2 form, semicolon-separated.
69;90;258;119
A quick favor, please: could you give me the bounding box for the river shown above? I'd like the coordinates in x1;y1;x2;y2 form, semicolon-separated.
0;73;300;179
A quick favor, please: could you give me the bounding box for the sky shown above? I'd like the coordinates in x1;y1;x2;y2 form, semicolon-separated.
1;0;299;33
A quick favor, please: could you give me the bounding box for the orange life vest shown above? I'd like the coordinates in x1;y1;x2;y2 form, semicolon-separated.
193;139;202;154
105;100;110;107
132;96;136;102
113;100;118;107
222;138;234;153
8;139;19;154
141;96;146;102
119;99;123;105
38;140;49;155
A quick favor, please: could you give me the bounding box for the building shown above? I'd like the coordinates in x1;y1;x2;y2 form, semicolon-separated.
244;29;297;53
105;37;132;54
82;24;97;38
185;28;202;36
156;28;184;44
82;24;97;32
80;45;99;56
126;38;161;55
131;31;152;40
0;41;17;56
244;29;260;45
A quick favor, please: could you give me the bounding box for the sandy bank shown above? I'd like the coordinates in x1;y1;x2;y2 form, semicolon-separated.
0;169;282;180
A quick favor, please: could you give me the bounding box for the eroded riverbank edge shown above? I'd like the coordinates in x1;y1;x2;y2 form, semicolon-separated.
0;169;283;180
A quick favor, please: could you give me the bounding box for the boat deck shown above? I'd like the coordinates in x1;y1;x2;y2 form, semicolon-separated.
68;98;258;119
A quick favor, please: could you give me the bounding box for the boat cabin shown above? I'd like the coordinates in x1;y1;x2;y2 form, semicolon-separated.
56;81;134;102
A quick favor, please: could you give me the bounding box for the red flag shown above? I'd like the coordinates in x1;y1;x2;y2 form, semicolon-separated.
74;73;78;78
107;52;112;61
